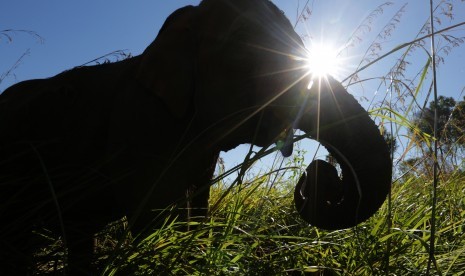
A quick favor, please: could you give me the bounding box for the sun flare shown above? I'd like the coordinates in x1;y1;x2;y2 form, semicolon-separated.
305;42;342;79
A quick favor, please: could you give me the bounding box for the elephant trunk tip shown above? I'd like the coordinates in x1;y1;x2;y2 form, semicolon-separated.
294;156;391;230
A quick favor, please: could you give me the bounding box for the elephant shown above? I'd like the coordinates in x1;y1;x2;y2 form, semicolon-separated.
0;0;392;274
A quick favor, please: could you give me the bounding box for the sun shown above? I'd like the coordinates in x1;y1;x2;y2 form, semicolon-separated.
305;42;342;79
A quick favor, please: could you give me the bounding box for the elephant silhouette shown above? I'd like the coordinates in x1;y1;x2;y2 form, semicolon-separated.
0;0;391;274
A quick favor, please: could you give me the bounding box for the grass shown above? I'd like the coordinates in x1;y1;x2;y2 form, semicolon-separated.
81;160;465;275
26;162;465;275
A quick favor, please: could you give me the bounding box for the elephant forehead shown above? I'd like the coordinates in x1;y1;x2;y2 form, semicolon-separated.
238;14;302;52
198;0;304;52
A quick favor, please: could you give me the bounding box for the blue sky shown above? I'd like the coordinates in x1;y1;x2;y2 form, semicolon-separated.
2;1;465;173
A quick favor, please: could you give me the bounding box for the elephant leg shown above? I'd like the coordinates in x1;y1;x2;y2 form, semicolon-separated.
186;152;219;228
0;231;33;275
0;183;38;274
66;229;95;275
187;183;211;223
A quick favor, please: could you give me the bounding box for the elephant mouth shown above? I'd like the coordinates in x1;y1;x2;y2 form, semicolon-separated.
276;127;294;157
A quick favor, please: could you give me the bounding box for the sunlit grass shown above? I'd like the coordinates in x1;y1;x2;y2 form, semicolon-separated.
90;164;465;275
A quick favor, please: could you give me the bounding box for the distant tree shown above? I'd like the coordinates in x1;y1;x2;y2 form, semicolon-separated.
415;96;455;143
409;96;465;175
383;131;398;155
450;97;465;145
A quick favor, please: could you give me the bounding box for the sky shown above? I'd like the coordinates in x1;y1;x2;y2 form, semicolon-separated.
2;1;465;176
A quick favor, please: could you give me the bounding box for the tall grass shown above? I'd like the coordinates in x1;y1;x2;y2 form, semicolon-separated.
97;163;465;275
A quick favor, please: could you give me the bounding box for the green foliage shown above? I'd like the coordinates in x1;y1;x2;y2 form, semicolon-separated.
403;95;465;177
412;96;465;148
28;161;465;275
88;166;465;275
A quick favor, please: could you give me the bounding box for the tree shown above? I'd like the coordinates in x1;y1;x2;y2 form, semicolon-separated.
383;131;398;155
451;97;465;146
410;96;465;175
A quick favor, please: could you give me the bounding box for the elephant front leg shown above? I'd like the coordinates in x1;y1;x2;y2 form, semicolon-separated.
0;229;34;275
186;152;219;229
186;183;211;229
66;229;95;275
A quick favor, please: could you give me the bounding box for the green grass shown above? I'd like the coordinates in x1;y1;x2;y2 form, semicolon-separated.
28;157;465;275
85;163;465;275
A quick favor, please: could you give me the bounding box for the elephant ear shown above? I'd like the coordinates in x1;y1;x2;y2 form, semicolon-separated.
136;6;197;118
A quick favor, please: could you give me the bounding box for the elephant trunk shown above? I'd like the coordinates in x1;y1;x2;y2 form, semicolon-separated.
294;77;392;230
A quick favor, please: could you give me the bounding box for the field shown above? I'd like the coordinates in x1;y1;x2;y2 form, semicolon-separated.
79;159;463;275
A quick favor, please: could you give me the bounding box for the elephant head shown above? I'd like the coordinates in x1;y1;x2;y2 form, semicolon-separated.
137;0;392;230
